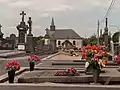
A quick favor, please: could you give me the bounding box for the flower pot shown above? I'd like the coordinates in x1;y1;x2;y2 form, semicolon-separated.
8;70;15;83
93;69;101;84
29;62;35;71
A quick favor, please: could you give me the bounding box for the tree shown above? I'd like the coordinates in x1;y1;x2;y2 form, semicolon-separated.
83;38;89;46
88;34;97;45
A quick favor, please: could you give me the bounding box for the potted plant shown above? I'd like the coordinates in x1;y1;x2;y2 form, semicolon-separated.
5;60;20;83
28;54;40;71
82;45;108;84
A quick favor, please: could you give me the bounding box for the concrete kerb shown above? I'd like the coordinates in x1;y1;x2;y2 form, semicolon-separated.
36;52;61;67
0;83;120;90
41;52;61;60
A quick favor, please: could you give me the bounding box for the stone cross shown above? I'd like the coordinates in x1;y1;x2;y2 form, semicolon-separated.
27;17;32;34
20;11;26;22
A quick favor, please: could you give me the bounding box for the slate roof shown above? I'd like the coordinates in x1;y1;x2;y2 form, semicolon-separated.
50;29;81;39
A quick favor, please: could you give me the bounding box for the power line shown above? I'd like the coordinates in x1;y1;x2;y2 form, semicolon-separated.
100;0;116;24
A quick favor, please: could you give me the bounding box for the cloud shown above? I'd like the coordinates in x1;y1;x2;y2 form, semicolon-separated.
40;13;49;18
0;0;119;38
8;0;33;8
45;5;73;12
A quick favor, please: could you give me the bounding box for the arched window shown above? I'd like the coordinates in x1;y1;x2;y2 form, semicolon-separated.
58;41;61;45
73;41;76;45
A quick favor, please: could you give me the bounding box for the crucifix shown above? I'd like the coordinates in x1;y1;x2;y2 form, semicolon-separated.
27;17;32;34
20;11;26;22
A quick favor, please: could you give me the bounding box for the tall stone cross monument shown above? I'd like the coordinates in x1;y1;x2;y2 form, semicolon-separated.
16;11;28;51
103;18;109;48
26;17;34;53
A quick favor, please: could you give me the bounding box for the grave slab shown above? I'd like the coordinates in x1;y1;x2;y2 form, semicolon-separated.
18;69;120;84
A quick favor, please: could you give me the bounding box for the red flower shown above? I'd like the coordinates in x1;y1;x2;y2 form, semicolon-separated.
85;45;91;49
27;57;31;61
115;56;120;64
82;52;86;58
5;60;20;71
103;60;108;65
28;54;40;62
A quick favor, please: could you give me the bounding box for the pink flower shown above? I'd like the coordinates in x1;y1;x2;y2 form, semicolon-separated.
28;57;31;61
5;60;20;71
115;55;120;64
28;54;40;62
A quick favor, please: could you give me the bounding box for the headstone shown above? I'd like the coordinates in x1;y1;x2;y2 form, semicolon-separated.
16;11;28;51
10;34;17;48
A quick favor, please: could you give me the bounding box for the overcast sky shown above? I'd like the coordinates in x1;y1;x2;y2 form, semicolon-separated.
0;0;120;38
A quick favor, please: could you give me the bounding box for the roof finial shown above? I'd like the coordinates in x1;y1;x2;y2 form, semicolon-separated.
51;17;55;26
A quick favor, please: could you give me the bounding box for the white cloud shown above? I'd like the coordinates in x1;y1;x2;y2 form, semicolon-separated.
40;13;49;18
0;0;119;38
0;0;9;3
45;5;73;12
8;0;33;8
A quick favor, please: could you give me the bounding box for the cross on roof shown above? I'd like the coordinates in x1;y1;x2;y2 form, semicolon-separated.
20;11;26;22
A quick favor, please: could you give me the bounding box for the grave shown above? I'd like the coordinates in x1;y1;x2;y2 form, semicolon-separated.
0;24;16;50
0;51;120;88
17;68;120;85
17;56;120;85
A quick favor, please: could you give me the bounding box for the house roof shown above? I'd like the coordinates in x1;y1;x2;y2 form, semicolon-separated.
50;29;81;39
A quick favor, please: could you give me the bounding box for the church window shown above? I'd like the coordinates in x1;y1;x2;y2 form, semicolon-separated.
58;41;61;45
73;41;76;45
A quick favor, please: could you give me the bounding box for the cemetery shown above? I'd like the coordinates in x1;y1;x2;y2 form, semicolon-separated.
0;11;120;90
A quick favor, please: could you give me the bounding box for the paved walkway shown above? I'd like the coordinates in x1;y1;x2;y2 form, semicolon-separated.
0;54;49;76
48;52;81;60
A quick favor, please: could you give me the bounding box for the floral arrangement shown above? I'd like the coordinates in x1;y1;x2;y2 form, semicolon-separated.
5;60;20;71
54;68;79;76
81;45;108;69
28;54;40;63
114;55;120;64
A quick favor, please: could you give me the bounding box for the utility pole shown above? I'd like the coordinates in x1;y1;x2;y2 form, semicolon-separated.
97;20;100;45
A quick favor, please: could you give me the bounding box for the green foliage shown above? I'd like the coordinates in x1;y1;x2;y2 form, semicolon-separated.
82;34;97;46
83;38;88;46
33;36;44;46
88;35;97;45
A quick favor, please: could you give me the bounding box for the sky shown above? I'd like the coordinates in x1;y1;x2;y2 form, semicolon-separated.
0;0;120;38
